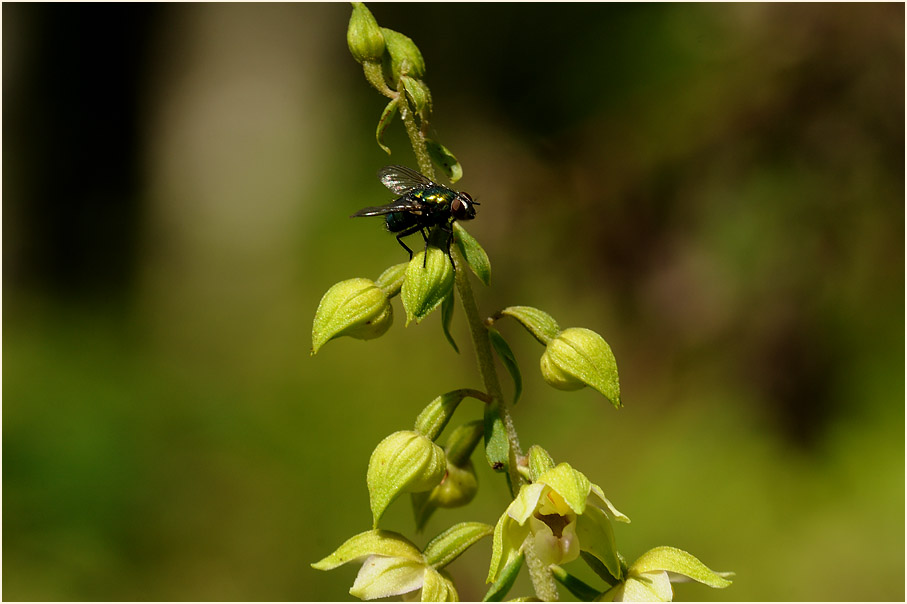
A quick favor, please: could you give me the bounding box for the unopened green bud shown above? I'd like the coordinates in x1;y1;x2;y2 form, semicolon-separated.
432;461;478;508
413;460;479;530
347;3;385;64
401;244;454;324
540;327;621;408
311;278;392;354
381;27;426;84
368;430;446;527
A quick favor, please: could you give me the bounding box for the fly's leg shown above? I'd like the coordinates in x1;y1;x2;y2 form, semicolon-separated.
439;223;455;268
395;224;424;260
419;228;430;267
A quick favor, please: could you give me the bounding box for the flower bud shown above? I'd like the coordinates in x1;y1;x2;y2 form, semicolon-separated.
412;460;479;530
347;3;385;64
401;244;454;324
368;430;446;527
311;278;393;354
540;327;621;408
431;461;479;509
380;27;426;84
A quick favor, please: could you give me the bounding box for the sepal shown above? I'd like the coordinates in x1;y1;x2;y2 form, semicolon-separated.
311;529;423;571
526;445;555;482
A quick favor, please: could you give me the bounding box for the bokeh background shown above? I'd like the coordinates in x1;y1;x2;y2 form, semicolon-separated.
4;3;904;601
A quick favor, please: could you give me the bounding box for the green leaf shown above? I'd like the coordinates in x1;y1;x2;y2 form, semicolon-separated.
376;98;399;155
402;245;455;324
453;223;490;285
423;522;494;569
488;328;522;405
630;547;732;589
426;138;463;183
413;390;475;441
483;404;510;473
441;292;459;353
400;74;432;124
444;420;484;467
551;565;603;601
311;529;423;570
499;306;560;345
483;551;524;601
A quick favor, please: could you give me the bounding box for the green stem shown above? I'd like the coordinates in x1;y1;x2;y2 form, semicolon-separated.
452;250;523;494
400;96;549;601
399;96;434;179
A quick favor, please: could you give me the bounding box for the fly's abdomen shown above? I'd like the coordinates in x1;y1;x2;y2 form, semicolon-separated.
385;211;417;233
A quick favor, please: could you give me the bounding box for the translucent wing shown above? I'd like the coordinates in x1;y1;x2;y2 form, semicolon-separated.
350;198;423;218
378;165;434;195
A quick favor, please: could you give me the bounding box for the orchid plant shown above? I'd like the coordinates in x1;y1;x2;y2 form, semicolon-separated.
311;4;733;601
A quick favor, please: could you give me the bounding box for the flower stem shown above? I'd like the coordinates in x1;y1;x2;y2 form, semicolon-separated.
400;89;550;601
399;95;434;179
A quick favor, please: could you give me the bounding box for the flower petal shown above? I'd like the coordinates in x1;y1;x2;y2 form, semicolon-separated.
420;568;459;602
529;515;580;566
537;463;591;515
630;546;732;589
350;555;426;600
589;483;630;523
576;505;622;581
487;511;530;584
617;571;673;602
507;482;546;524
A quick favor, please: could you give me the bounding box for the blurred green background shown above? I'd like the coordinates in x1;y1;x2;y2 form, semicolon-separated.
4;3;904;601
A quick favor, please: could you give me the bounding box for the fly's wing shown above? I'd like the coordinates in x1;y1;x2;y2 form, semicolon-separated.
378;165;434;195
350;198;423;218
